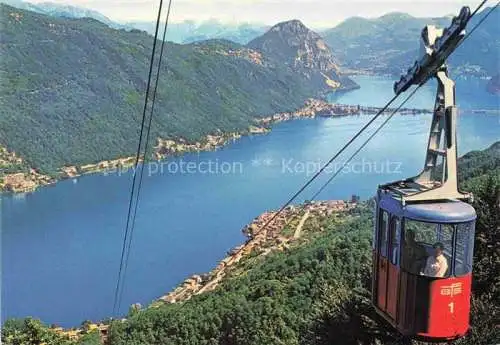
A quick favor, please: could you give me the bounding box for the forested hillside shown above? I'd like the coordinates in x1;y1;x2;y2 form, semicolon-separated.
0;4;354;175
4;142;498;345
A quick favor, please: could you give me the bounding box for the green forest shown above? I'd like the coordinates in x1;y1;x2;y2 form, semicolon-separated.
2;141;498;344
0;4;352;176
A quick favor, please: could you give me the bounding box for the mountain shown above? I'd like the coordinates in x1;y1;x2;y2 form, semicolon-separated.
0;5;352;176
247;20;358;90
322;13;449;75
446;6;500;78
0;0;39;12
126;19;268;45
182;22;268;45
0;0;126;29
322;9;500;79
31;2;117;27
125;20;198;43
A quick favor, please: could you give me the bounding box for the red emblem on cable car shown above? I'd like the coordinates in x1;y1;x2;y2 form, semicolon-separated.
440;283;463;297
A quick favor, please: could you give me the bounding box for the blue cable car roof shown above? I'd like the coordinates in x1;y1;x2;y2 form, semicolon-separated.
378;192;477;223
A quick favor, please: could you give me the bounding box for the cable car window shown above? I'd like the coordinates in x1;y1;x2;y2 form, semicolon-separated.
390;217;401;265
454;222;475;276
402;223;428;274
406;221;437;244
379;211;389;257
403;220;453;277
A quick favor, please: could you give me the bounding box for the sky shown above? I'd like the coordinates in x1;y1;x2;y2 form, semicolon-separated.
27;0;487;27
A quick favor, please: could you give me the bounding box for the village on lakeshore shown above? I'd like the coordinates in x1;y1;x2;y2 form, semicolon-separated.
0;97;433;194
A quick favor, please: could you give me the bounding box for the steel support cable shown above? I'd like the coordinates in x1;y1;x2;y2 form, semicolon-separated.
252;0;499;240
470;0;489;18
253;95;401;235
462;1;499;44
310;86;423;201
163;90;419;318
276;85;423;232
115;0;175;314
112;0;167;316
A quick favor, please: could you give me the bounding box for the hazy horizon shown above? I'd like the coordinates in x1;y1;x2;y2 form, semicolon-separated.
18;0;486;28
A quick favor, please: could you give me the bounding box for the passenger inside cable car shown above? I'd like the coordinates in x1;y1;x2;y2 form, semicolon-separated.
401;220;456;278
422;242;448;278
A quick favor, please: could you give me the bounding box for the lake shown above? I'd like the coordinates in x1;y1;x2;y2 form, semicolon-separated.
1;75;499;327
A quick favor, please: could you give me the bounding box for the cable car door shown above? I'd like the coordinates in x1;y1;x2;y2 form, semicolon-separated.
386;217;401;320
376;210;390;311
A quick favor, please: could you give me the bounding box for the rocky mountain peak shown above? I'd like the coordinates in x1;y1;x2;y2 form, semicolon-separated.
269;19;310;33
249;19;330;60
247;19;358;90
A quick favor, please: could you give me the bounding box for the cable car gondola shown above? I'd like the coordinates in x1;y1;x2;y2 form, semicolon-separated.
372;6;477;342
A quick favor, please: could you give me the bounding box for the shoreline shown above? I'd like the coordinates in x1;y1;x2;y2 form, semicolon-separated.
46;199;357;342
0;127;269;194
153;199;356;305
5;98;491;195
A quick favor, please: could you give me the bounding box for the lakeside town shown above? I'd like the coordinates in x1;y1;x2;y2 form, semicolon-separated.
45;198;358;343
155;198;357;304
257;98;432;126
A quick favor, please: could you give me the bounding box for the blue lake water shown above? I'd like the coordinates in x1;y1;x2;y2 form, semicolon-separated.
1;75;499;327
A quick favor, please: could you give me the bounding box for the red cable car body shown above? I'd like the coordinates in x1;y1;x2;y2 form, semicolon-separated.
372;194;476;341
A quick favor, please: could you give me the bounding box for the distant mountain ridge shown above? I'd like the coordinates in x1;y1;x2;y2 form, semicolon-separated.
127;19;269;44
322;9;500;79
0;0;268;44
4;0;497;80
0;0;125;28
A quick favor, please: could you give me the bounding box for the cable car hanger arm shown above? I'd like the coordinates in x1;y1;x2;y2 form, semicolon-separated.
381;6;477;205
393;6;471;96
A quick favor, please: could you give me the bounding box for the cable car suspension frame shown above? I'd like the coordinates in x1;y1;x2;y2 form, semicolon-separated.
382;6;474;205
